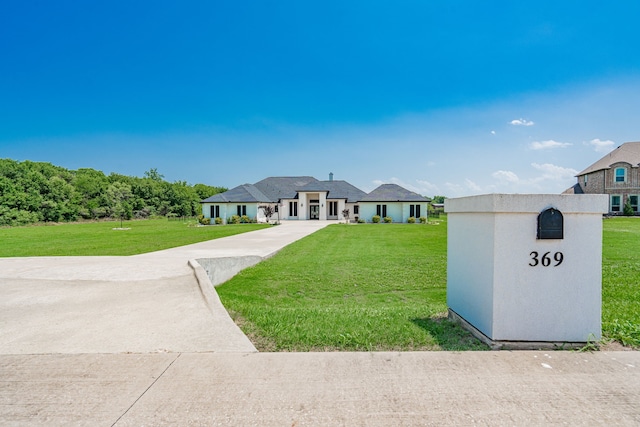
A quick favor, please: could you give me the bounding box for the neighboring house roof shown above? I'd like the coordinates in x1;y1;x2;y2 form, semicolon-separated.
576;141;640;176
562;183;584;195
254;176;318;201
201;184;271;203
360;184;430;202
297;180;367;203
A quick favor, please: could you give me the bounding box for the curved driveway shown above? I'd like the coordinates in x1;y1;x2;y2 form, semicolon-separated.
0;221;330;354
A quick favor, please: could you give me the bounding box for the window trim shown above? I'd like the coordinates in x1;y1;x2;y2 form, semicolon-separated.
611;194;622;212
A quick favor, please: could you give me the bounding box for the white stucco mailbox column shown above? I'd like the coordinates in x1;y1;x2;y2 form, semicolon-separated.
445;194;608;348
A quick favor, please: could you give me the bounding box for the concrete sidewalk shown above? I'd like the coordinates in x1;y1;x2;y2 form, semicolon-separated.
1;220;639;425
1;351;638;425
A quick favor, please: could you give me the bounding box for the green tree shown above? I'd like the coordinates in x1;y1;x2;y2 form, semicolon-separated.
623;199;635;216
106;181;133;227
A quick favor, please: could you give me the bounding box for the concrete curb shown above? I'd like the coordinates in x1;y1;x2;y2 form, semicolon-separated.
188;257;260;353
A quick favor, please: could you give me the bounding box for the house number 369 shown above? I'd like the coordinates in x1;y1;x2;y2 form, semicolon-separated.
529;251;564;267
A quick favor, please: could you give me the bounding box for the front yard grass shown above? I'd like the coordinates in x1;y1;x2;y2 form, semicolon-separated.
602;217;640;348
0;219;269;256
219;220;488;351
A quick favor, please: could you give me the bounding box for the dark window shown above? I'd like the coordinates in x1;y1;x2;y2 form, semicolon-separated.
382;205;387;217
415;205;421;218
409;205;415;217
237;205;241;216
210;205;219;218
242;205;247;216
289;201;298;216
329;201;338;216
353;205;359;214
376;205;381;216
274;205;278;213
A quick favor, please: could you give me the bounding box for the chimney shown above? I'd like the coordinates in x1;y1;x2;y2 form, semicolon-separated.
329;172;334;181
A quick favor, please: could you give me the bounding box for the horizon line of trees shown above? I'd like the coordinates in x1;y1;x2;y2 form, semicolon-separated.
0;159;226;227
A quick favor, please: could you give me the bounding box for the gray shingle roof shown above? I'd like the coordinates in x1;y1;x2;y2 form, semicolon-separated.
201;184;271;203
360;184;430;202
254;176;318;200
297;180;367;202
577;141;640;176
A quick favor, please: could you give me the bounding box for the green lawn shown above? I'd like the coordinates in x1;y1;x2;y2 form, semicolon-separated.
218;220;488;351
602;218;640;347
0;219;269;256
219;217;640;351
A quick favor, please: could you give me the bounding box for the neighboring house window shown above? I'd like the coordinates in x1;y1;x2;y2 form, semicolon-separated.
615;168;626;183
289;201;298;216
376;204;387;217
630;195;639;212
210;205;220;218
353;205;359;215
584;175;588;186
237;205;246;216
611;195;621;212
329;201;338;216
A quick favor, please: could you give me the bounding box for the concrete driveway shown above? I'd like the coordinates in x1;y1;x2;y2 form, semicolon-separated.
1;220;639;425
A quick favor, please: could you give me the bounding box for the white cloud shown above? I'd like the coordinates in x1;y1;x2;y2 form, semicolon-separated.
531;163;578;181
465;179;483;193
492;170;519;183
491;130;496;135
529;139;572;150
510;118;535;126
588;138;615;153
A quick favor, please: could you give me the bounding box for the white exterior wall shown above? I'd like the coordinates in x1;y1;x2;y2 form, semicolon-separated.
201;203;260;223
298;193;308;220
446;193;609;343
358;202;427;223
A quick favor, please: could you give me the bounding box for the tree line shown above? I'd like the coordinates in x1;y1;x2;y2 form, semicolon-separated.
0;159;226;226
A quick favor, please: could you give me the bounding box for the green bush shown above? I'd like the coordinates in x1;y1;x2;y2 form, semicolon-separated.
372;215;381;223
240;215;251;223
230;215;241;224
214;217;223;225
623;200;634;216
357;218;365;224
200;217;211;225
419;216;427;224
408;216;416;223
383;216;392;223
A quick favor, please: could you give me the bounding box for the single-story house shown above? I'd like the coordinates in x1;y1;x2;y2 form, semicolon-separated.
201;174;431;223
564;141;640;214
359;184;430;223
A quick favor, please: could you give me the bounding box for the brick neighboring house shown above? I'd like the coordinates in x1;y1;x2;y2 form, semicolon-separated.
564;141;640;214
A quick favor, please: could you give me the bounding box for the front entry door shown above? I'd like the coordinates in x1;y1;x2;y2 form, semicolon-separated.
310;205;320;220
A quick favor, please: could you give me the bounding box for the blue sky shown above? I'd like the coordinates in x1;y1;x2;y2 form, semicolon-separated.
1;1;639;196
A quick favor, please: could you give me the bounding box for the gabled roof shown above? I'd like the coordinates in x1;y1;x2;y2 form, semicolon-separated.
360;184;430;202
562;183;584;195
297;180;367;203
254;176;318;200
201;184;271;203
577;141;640;176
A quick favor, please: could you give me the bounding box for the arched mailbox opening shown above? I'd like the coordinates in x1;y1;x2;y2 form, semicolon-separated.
537;207;563;240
